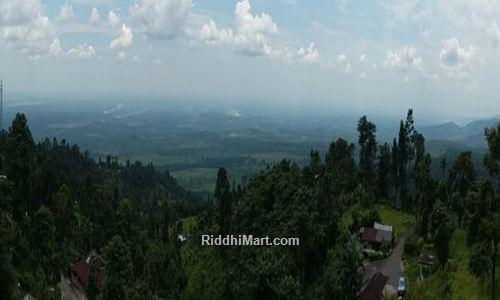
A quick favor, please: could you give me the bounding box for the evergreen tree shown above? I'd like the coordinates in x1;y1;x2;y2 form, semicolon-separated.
449;152;476;224
104;235;133;299
215;168;232;235
397;120;408;209
5;113;35;220
357;115;377;186
430;201;452;267
376;143;392;199
31;206;59;283
324;138;358;198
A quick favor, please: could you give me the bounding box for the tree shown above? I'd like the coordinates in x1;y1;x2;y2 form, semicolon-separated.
484;124;500;173
0;213;16;299
470;215;500;300
31;206;59;283
51;184;78;252
4;113;35;220
449;152;476;224
430;201;452;267
415;154;435;237
397;120;408;209
215;168;232;235
376;143;392;199
357;115;377;186
104;235;133;299
324;138;358;198
318;236;362;299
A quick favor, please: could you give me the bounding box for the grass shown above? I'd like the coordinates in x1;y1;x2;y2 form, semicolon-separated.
376;204;415;242
171;168;218;193
404;229;498;300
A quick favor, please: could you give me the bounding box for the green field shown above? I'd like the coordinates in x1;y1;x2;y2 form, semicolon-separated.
404;229;499;300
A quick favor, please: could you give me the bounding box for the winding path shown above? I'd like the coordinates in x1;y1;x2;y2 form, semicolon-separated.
363;234;407;295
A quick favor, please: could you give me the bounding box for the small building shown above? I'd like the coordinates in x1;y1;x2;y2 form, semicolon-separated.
359;222;393;250
70;252;106;293
358;272;389;300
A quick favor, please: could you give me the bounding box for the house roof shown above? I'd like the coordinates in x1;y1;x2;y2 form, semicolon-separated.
360;227;378;242
71;254;106;291
373;222;392;243
374;222;392;232
358;272;389;300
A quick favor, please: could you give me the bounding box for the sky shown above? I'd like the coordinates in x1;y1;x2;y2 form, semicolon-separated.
0;0;500;121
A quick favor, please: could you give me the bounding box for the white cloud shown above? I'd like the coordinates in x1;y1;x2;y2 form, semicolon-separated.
0;0;42;26
66;43;96;59
58;3;75;23
198;20;235;44
89;7;100;25
439;37;473;69
194;0;288;60
130;0;192;39
359;54;367;63
2;13;54;56
235;0;277;36
110;24;133;49
384;46;423;72
108;10;121;28
297;42;319;64
49;38;63;56
117;51;126;60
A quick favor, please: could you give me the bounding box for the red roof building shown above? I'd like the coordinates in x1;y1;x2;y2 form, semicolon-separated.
70;253;106;293
358;272;389;300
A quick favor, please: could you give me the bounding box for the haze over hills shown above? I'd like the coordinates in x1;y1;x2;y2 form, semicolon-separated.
2;96;497;194
421;118;500;150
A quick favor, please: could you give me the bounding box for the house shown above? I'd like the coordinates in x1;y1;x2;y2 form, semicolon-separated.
358;272;389;300
359;222;393;250
70;252;106;293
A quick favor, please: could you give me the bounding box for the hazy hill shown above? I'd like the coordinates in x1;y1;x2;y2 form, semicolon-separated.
421;118;500;150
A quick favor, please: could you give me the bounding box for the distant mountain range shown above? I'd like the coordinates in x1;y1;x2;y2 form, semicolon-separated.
420;118;500;150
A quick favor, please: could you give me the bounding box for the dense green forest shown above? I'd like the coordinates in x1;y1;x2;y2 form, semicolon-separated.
1;110;500;299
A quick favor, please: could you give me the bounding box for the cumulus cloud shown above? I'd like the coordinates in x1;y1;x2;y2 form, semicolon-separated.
2;13;54;56
117;51;126;60
49;38;63;56
235;0;277;36
0;0;42;26
66;43;96;59
439;37;473;69
194;0;289;60
108;10;121;28
89;7;100;25
384;46;423;72
110;24;133;49
297;43;319;64
58;3;75;23
130;0;192;39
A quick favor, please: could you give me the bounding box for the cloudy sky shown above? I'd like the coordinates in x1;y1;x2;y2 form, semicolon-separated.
1;0;500;120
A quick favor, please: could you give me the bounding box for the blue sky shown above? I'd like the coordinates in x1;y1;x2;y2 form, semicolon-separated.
1;0;500;120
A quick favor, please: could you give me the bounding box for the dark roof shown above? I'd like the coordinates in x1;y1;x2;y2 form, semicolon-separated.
360;227;378;242
71;255;106;291
358;272;389;300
